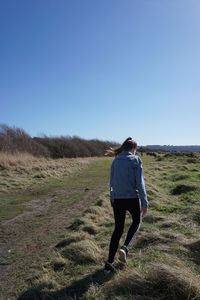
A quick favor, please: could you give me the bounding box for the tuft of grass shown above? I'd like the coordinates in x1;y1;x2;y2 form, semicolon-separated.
102;258;199;299
81;283;104;300
171;184;197;195
82;223;99;235
187;158;198;163
185;239;200;267
193;211;200;225
103;268;151;299
185;239;200;251
134;232;171;249
170;173;190;181
147;263;200;300
143;213;164;224
61;240;102;264
159;219;182;229
153;203;180;213
55;232;90;249
50;253;67;271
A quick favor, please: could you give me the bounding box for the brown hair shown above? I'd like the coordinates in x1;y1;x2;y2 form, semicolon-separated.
105;137;137;157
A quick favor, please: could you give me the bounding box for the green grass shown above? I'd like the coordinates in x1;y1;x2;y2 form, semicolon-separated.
1;154;200;300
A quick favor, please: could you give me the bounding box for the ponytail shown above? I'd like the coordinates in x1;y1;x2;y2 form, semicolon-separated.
105;137;137;157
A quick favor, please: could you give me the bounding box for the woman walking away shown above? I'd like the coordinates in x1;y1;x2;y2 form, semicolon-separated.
104;137;149;274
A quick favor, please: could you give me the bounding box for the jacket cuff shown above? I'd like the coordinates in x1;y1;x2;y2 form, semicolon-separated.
141;199;149;208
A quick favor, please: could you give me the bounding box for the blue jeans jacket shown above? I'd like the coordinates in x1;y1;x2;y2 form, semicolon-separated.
110;151;149;208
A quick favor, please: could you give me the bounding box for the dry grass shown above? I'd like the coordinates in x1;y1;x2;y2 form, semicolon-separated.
49;253;67;271
55;232;91;249
185;239;200;251
101;262;200;299
3;154;200;300
103;268;150;299
17;187;200;299
147;263;200;300
61;240;102;264
171;184;198;195
0;151;97;193
0;151;92;171
0;151;38;167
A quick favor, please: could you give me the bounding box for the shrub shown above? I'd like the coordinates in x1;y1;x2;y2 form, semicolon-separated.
0;124;118;158
0;124;49;157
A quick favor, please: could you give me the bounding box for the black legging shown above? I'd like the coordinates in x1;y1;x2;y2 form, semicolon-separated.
108;198;141;264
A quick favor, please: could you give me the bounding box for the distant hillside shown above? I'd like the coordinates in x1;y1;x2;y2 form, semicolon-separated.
143;145;200;153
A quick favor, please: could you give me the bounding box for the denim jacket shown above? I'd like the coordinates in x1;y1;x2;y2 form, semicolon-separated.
110;151;149;208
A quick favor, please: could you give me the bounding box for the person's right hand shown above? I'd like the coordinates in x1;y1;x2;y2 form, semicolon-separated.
141;207;148;217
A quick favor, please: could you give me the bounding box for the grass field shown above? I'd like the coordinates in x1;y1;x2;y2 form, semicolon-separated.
0;153;200;299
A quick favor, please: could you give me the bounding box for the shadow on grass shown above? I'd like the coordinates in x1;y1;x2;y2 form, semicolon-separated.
186;240;200;267
17;268;115;300
171;184;197;195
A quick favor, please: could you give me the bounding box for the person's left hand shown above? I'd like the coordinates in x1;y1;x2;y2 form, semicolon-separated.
141;207;148;217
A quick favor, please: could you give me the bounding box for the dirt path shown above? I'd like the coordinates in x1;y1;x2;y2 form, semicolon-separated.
0;159;110;300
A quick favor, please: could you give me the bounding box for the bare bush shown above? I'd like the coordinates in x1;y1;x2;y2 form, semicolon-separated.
0;124;49;157
0;124;118;158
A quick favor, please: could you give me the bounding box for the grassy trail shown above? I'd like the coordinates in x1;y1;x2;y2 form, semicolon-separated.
0;158;111;300
1;154;200;300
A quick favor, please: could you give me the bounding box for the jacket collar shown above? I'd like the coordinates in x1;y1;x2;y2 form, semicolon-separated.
120;150;133;156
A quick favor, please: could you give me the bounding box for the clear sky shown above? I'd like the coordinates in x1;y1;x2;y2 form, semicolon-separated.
0;0;200;145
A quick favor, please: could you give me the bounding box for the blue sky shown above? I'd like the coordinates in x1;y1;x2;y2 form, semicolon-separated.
0;0;200;145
